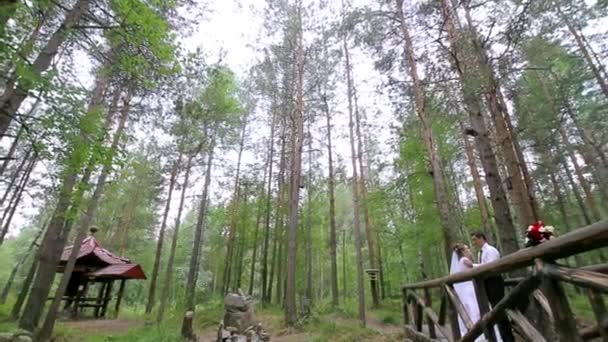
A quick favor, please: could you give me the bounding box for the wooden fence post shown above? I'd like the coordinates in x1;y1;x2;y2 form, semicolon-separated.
587;289;608;340
424;288;437;338
537;260;583;342
473;278;497;342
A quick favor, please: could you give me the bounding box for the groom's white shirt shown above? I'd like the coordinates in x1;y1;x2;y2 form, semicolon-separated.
479;242;501;264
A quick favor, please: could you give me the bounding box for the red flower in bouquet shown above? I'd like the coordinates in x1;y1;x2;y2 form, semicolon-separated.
525;220;555;247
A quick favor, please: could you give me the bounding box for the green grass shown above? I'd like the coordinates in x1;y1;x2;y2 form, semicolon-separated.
0;296;401;341
77;325;182;342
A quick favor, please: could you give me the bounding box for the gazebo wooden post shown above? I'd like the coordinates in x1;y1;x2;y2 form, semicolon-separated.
114;279;126;318
95;281;107;318
71;279;86;319
100;280;114;318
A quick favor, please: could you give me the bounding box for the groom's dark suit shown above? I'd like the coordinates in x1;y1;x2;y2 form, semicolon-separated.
479;243;515;342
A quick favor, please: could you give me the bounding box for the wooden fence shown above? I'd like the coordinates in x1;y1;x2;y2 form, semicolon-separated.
401;220;608;342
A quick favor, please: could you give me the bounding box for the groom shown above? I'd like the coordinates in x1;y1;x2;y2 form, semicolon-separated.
471;231;515;342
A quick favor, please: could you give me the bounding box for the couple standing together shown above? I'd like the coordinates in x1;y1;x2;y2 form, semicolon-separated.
450;232;515;342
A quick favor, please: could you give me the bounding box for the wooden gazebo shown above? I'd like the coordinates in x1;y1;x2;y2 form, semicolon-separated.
56;230;146;319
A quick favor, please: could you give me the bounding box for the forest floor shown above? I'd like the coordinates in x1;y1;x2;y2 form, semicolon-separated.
0;298;405;341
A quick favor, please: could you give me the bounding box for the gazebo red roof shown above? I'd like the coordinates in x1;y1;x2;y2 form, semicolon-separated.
61;236;130;265
60;235;146;280
86;264;147;279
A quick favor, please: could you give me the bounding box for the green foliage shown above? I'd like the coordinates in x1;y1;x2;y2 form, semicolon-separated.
108;0;179;88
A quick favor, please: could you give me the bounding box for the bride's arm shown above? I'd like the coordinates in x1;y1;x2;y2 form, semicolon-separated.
462;258;474;268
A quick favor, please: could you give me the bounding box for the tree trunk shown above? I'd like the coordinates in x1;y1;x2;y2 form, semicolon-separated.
564;102;608;201
182;138;215;339
461;1;539;228
342;226;347;300
18;70;112;332
38;89;132;341
486;87;537;227
284;7;305;323
0;152;34;244
344;34;367;327
222;115;249;294
461;122;492;233
145;153;182;314
0;220;45;303
11;257;37;319
18;170;79;331
559;128;602;221
395;0;460;260
560;154;592;225
0;124;23;177
496;91;540;222
305;122;313;305
565;101;608;169
322;95;339;307
0;148;31;211
269;131;287;304
555;2;608;98
248;185;264;296
349;49;380;307
157;150;194;322
260;109;277;303
437;0;518;255
0;0;89;137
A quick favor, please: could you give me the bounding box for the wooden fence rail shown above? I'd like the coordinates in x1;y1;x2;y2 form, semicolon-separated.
401;220;608;342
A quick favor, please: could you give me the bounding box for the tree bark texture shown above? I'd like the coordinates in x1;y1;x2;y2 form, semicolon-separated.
396;0;460;260
145;153;182;314
157;151;194;322
438;0;519;255
182;139;215;339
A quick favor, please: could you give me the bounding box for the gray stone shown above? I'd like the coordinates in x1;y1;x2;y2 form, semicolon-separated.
223;293;255;334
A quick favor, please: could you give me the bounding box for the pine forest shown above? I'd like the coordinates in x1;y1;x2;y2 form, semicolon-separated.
0;0;607;341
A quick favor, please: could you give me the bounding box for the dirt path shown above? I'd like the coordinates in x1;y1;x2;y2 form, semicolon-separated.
366;312;402;337
60;319;141;335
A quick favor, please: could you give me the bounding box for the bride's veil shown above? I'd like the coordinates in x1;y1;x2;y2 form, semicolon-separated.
450;250;462;275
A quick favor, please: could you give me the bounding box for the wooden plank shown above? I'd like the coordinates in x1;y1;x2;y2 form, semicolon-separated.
460;274;541;342
532;290;554;323
424;288;437;339
403;220;608;290
438;291;447;326
404;325;437;342
582;263;608;274
506;309;547;342
543;263;608;292
403;288;410;325
504;277;524;287
407;298;416;330
447;298;461;341
444;284;473;330
537;260;583;342
421;306;453;342
408;290;451;340
415;302;423;332
473;278;497;342
586;289;608;340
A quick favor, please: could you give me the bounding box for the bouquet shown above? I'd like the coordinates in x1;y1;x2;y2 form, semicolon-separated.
525;220;555;247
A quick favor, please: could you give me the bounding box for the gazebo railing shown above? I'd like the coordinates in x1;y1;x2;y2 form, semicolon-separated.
401;220;608;342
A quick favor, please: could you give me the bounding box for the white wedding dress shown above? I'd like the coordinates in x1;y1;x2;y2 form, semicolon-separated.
450;252;502;342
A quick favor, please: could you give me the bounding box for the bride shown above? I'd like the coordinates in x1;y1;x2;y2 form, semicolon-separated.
450;244;502;342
